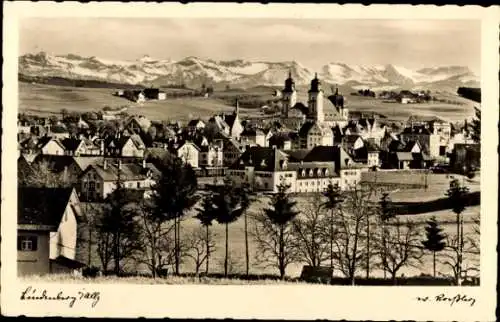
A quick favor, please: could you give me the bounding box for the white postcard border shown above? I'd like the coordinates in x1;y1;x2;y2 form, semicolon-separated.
2;3;498;320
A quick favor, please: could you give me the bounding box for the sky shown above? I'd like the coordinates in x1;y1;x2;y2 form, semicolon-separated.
19;18;481;73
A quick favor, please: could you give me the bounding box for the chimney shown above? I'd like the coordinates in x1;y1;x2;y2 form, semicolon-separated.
100;140;105;155
118;160;122;170
103;159;108;170
142;159;146;169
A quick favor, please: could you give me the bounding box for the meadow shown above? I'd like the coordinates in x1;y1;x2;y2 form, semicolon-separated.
19;82;477;123
18;83;262;122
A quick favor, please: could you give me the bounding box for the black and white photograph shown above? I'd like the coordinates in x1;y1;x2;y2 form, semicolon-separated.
2;2;498;320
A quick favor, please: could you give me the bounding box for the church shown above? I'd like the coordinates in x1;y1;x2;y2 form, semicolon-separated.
280;72;349;130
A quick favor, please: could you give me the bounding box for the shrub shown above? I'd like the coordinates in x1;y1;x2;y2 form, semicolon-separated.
82;266;100;278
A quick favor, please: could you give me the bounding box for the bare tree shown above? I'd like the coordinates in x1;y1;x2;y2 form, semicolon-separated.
375;217;423;284
185;226;217;276
331;185;373;285
137;201;175;278
292;193;330;267
440;235;463;285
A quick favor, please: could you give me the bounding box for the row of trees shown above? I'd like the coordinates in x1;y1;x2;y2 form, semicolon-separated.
84;152;477;284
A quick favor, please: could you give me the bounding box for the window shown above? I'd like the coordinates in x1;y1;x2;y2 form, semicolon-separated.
89;182;96;191
18;236;37;251
137;182;141;188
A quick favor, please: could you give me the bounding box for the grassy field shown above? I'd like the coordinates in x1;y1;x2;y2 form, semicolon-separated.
18;83;262;122
20;274;305;285
19;82;476;123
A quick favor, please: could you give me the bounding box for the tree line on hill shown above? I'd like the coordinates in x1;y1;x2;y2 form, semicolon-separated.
71;155;478;285
19;73;142;90
457;87;481;103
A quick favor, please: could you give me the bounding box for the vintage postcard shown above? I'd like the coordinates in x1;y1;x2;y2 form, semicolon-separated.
1;2;498;320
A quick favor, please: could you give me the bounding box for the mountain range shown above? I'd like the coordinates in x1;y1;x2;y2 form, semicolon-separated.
19;52;480;91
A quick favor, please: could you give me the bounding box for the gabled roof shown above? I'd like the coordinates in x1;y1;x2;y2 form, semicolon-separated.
72;156;105;172
284;149;311;162
230;147;288;172
395;152;418;161
50;124;69;134
60;138;83;152
86;162;160;182
105;134;145;151
18;187;75;227
401;126;432;135
209;115;230;131
224;114;238;129
127;116;152;132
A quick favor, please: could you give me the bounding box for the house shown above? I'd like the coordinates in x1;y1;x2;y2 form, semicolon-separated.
302;145;363;191
240;128;266;147
291;162;340;193
298;121;334;149
79;159;160;201
342;135;365;157
47;124;70;139
143;88;166;100
18;119;32;135
60;138;87;156
77;118;89;129
104;134;146;157
39;137;66;156
385;140;433;169
269;132;296;150
124;90;146;103
17;187;85;276
229;145;363;193
169;141;200;168
187;119;206;132
126;116;152;134
228;146;296;192
399;126;441;158
406;115;451;151
222;138;245;166
199;145;224;168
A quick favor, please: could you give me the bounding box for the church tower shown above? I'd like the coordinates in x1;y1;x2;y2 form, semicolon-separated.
331;85;348;121
281;70;297;118
308;73;324;123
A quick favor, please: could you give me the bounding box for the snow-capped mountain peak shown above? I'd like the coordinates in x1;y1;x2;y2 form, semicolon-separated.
18;51;479;90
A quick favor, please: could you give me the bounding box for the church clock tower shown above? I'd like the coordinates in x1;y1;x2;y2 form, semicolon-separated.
281;71;297;118
308;73;324;123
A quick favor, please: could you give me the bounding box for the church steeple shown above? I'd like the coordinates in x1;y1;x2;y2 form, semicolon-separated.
308;73;324;123
234;98;240;115
284;70;295;93
309;72;322;93
281;70;297;118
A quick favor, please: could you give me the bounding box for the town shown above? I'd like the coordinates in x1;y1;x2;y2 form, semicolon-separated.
17;72;481;285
